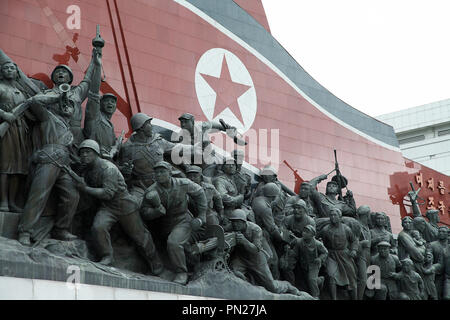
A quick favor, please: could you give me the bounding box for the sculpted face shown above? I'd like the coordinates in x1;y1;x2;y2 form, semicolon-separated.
298;183;311;198
101;97;117;115
154;167;171;185
231;220;246;232
376;214;385;227
438;227;448;240
223;163;236;175
79;148;97;165
378;246;389;258
187;172;202;185
326;183;338;195
179;118;194;133
1;62;17;80
402;218;413;231
293;204;307;219
141;120;153;137
58;100;75;118
52;67;71;85
329;210;341;225
302;228;314;240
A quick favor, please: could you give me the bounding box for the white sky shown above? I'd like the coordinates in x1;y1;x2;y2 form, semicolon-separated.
262;0;450;117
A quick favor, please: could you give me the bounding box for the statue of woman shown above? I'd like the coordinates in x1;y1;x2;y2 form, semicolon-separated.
0;60;34;212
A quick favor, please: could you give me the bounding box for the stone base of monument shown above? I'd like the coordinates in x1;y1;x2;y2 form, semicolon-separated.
0;211;19;239
0;236;313;300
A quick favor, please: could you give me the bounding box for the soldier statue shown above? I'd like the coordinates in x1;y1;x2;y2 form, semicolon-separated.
368;241;401;300
118;113;190;204
141;161;207;285
227;209;302;296
287;225;328;298
186;165;224;226
75;139;163;276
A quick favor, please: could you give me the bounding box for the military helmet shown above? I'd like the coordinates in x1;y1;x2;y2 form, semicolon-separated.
79;139;100;155
51;65;74;84
228;209;247;222
130;113;152;131
260;165;277;176
357;205;371;216
263;182;280;197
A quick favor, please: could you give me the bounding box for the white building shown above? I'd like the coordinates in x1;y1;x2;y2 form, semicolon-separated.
377;99;450;175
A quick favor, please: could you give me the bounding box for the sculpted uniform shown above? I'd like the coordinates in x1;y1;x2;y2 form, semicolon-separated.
83;93;116;155
144;176;207;274
18;95;79;239
88;158;163;273
369;250;401;299
49;62;95;146
230;220;299;295
283;214;316;238
199;181;223;226
213;173;244;216
370;226;396;255
252;195;286;279
318;193;355;217
119;133;178;200
319;222;358;291
290;235;328;298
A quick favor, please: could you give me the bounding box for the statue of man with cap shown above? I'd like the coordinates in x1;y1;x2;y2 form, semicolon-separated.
74;139;164;274
284;224;328;298
368;241;402;300
227;208;303;296
141;161;207;285
83;49;121;159
186;165;224;226
118;112;191;204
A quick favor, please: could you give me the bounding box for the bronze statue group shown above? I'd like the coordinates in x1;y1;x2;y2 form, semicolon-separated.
0;33;449;300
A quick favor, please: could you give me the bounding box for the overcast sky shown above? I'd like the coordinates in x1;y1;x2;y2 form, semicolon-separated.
262;0;450;117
